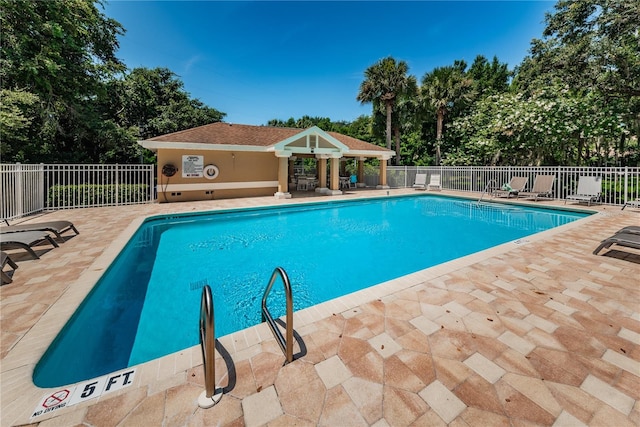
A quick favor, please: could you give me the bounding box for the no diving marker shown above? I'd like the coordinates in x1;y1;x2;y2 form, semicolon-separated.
32;368;136;419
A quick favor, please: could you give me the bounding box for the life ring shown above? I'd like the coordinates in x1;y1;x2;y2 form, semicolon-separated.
203;164;219;180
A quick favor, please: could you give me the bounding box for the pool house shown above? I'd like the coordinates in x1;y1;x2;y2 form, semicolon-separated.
138;123;396;202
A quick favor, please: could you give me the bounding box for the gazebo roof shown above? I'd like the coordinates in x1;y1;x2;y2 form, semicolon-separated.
139;122;395;159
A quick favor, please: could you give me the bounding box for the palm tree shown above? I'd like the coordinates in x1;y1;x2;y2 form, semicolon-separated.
391;76;418;165
421;61;473;165
357;57;413;158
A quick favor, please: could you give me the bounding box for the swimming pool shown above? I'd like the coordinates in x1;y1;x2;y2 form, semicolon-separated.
33;195;589;387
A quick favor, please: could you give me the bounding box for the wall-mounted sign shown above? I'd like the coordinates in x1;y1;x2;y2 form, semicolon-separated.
182;155;204;178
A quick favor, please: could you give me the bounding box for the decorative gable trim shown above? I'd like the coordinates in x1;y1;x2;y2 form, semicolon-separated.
272;126;348;157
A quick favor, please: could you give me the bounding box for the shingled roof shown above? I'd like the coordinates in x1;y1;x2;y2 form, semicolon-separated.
141;122;393;155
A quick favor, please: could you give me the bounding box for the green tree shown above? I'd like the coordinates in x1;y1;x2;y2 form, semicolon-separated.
390;76;419;165
108;67;224;141
0;89;39;160
513;0;639;164
448;85;629;166
0;0;125;162
357;57;413;160
468;55;511;96
96;67;225;162
420;61;474;165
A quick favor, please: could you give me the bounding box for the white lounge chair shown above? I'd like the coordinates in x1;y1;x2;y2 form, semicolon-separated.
494;176;528;198
621;199;640;210
518;175;555;201
427;174;441;191
413;174;427;190
565;176;602;206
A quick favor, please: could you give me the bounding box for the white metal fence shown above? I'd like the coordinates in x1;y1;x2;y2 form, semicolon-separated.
370;166;640;206
2;164;638;220
1;164;155;220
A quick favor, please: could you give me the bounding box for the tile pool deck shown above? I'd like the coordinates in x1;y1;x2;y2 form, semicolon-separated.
1;189;639;427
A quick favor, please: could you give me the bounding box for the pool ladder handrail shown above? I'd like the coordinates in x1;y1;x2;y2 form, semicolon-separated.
198;284;222;408
262;267;294;363
478;179;498;205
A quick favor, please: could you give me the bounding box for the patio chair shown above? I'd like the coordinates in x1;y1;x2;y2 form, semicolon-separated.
518;175;555;201
413;174;427;190
593;232;640;255
296;178;308;191
0;230;59;259
1;219;79;240
493;176;528;198
349;174;357;189
565;176;602;206
621;199;640;210
427;174;441;191
1;251;18;284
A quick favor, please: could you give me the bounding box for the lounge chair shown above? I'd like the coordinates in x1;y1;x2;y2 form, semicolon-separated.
0;230;59;259
518;175;555;201
493;176;528;198
1;251;18;284
413;174;427;190
617;226;640;235
1;219;79;240
427;174;441;191
593;232;640;255
565;176;602;206
621;199;640;210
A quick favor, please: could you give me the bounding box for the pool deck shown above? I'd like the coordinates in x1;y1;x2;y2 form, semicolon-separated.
1;188;639;427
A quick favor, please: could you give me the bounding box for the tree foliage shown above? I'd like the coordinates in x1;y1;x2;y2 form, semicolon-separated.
0;0;224;164
420;60;474;165
1;0;637;167
357;57;413;157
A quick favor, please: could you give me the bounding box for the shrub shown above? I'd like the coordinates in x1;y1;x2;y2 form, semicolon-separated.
47;184;149;207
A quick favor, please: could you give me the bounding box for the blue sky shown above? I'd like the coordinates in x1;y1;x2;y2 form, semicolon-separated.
104;1;554;126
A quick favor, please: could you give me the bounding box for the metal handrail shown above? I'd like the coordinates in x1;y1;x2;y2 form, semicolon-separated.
198;284;222;408
478;179;497;205
261;267;294;363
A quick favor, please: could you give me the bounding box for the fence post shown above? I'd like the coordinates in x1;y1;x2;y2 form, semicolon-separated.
16;163;24;218
150;165;156;202
623;166;628;205
39;163;45;212
115;163;120;206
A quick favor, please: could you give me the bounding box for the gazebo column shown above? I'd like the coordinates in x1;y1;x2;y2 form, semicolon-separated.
357;157;366;187
326;156;343;195
274;154;292;199
316;156;328;193
376;156;391;189
288;156;297;187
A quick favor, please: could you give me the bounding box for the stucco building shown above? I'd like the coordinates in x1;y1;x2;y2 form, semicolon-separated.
139;122;395;202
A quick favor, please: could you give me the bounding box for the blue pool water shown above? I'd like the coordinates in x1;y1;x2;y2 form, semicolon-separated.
33;195;589;387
